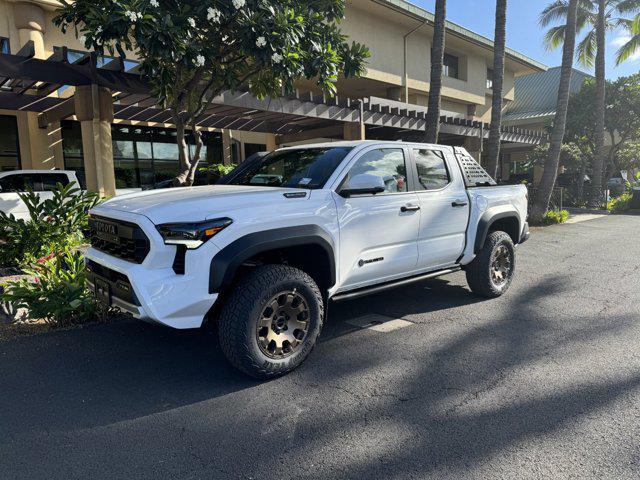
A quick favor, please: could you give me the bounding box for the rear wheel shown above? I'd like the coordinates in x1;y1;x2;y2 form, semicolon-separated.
466;230;515;298
218;264;323;379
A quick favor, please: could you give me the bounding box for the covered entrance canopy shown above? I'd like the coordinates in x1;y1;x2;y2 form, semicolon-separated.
0;40;547;194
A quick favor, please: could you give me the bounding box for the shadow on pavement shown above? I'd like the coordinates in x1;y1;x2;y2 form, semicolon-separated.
1;273;639;478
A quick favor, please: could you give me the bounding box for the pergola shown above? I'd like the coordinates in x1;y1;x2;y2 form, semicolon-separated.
0;40;548;194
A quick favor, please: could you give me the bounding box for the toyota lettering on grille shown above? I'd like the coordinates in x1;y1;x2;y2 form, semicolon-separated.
94;220;120;244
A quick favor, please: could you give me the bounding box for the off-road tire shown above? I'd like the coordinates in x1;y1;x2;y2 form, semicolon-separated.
465;230;516;298
218;264;324;379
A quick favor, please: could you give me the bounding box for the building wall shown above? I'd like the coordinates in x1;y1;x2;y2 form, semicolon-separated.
0;0;543;176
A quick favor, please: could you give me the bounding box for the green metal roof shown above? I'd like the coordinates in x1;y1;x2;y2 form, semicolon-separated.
373;0;548;72
503;67;592;123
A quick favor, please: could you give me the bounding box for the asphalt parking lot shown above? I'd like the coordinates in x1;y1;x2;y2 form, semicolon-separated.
1;214;639;480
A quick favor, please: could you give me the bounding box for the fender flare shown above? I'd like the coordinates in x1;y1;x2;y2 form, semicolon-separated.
474;206;522;253
209;225;336;294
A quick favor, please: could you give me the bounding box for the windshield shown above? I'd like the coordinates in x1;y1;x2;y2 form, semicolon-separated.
228;147;353;189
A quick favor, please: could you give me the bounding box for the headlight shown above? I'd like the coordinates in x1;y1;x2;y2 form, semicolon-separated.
156;218;232;249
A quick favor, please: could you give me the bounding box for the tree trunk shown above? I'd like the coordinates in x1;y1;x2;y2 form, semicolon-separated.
530;0;579;222
186;127;204;186
173;117;192;187
576;160;586;204
590;0;606;207
485;0;507;180
425;0;446;143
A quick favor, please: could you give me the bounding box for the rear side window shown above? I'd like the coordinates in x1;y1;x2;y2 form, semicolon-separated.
413;149;450;190
345;148;408;193
41;173;70;191
0;173;39;192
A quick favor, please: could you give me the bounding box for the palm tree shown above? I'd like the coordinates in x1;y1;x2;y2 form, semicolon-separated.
616;12;640;63
540;0;640;206
425;0;446;143
531;0;580;222
485;0;508;180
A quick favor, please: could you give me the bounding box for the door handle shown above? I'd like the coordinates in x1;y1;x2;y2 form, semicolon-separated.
451;200;468;207
401;204;420;212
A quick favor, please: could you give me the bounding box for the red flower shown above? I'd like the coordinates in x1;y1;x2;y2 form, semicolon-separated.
37;252;56;264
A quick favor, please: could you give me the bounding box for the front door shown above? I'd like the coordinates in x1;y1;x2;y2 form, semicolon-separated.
411;148;470;270
334;147;420;291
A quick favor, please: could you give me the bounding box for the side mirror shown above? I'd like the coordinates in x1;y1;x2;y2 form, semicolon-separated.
339;173;386;198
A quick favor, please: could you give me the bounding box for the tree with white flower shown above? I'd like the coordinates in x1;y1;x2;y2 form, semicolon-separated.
54;0;369;186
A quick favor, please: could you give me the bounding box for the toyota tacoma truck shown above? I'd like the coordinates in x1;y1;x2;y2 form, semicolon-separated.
85;141;529;378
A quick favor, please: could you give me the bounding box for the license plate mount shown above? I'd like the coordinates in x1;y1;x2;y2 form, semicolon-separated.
94;278;112;306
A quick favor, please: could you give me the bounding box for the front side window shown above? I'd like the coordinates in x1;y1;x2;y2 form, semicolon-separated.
344;148;408;193
414;149;450;190
229;147;352;189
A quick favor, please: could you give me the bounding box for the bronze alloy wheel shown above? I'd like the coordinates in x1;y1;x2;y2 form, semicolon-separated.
256;290;310;359
490;244;512;287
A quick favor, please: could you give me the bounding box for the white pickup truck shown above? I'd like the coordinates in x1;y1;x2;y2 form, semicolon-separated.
85;141;529;378
0;170;140;220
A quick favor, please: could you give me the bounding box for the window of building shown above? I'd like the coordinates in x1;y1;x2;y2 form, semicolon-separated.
0;115;21;171
0;37;9;54
61;121;223;189
486;68;494;89
443;53;460;79
413;149;450;190
245;143;267;159
345;148;408;193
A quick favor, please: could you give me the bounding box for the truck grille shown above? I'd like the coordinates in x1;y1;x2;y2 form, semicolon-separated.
88;215;150;264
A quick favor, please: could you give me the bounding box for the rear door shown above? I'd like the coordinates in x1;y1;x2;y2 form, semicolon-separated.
410;147;470;270
333;146;420;290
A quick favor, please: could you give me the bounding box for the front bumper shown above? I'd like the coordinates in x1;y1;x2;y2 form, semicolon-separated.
84;208;220;329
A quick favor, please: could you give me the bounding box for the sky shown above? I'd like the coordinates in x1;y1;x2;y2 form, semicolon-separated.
415;0;640;79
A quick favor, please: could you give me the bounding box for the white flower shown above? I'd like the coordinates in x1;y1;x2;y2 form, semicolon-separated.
95;26;102;35
222;35;229;43
79;35;87;45
271;52;283;63
232;0;246;9
255;36;266;47
207;7;221;22
125;10;140;22
195;55;205;67
150;0;159;7
188;17;196;28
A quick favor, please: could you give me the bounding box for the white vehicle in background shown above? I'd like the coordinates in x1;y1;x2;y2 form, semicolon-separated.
0;170;140;220
85;141;530;379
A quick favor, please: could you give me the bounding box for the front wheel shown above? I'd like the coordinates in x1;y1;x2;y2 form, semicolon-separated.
465;230;516;298
218;265;324;379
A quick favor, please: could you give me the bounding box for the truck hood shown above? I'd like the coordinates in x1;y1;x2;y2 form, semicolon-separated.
95;184;309;224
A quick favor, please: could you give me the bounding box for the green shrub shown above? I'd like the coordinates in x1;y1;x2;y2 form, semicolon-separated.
198;163;237;182
0;182;100;269
607;192;632;213
0;249;103;326
539;209;570;225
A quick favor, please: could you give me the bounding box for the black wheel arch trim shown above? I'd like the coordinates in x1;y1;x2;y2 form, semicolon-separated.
474;207;522;254
209;225;336;294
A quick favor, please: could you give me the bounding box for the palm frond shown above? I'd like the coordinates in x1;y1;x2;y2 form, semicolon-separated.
615;32;640;63
614;0;640;15
544;25;567;50
540;1;569;27
576;29;598;66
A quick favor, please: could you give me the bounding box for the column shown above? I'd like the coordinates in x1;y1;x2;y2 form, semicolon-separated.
343;122;365;141
221;129;233;165
74;85;116;197
265;134;277;152
13;2;62;170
